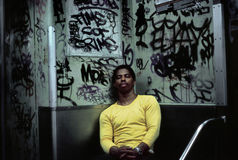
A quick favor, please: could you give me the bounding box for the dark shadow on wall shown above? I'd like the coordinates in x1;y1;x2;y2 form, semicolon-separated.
224;0;238;159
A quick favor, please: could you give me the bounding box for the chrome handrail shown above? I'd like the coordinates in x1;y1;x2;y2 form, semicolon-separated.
179;116;226;160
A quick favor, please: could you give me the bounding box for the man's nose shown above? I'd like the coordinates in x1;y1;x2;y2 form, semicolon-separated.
121;75;126;81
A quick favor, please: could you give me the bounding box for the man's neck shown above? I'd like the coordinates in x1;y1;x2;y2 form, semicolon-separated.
117;90;137;106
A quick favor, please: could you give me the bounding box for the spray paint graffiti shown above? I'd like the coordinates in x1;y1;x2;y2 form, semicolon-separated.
74;57;120;104
136;58;149;70
11;101;37;160
135;3;148;48
10;88;37;160
53;0;67;58
150;46;196;81
67;0;120;56
57;58;77;106
146;78;214;103
122;41;134;66
81;63;108;86
150;16;213;60
74;0;119;9
10;13;33;53
80;57;119;87
12;52;34;97
35;0;47;17
35;18;46;43
76;84;109;103
34;15;48;66
193;79;213;103
149;16;213;81
69;12;118;52
13;104;36;140
122;0;133;37
145;88;176;103
56;22;67;56
93;57;120;70
10;0;34;98
79;57;120;74
132;1;215;104
38;61;46;86
7;1;38;158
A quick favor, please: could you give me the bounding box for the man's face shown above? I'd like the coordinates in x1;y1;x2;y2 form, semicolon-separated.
113;68;135;94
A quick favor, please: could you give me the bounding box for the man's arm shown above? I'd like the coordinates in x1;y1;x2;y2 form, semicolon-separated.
99;112;116;153
141;96;161;149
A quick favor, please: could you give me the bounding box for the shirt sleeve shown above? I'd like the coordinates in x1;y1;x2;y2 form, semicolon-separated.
99;111;116;153
142;96;161;147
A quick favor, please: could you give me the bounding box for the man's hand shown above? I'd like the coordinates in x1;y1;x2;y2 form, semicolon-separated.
136;142;150;155
109;146;138;160
118;146;137;160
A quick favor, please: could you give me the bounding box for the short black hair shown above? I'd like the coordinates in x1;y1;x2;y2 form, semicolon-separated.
112;65;136;84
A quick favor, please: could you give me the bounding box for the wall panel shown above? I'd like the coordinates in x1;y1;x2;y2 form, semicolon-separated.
130;0;225;105
55;0;124;106
5;0;39;159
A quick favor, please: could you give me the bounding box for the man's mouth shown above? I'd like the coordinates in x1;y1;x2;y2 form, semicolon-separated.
120;83;127;87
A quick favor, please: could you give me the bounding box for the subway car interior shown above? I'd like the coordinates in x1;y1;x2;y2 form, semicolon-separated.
1;0;238;160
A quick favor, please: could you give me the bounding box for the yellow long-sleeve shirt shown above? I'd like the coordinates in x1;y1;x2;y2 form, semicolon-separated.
99;95;161;153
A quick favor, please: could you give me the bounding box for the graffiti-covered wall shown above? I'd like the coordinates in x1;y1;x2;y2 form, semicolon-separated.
55;0;124;106
4;0;51;159
55;0;227;106
54;0;225;106
3;0;228;159
65;0;122;57
131;0;217;104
